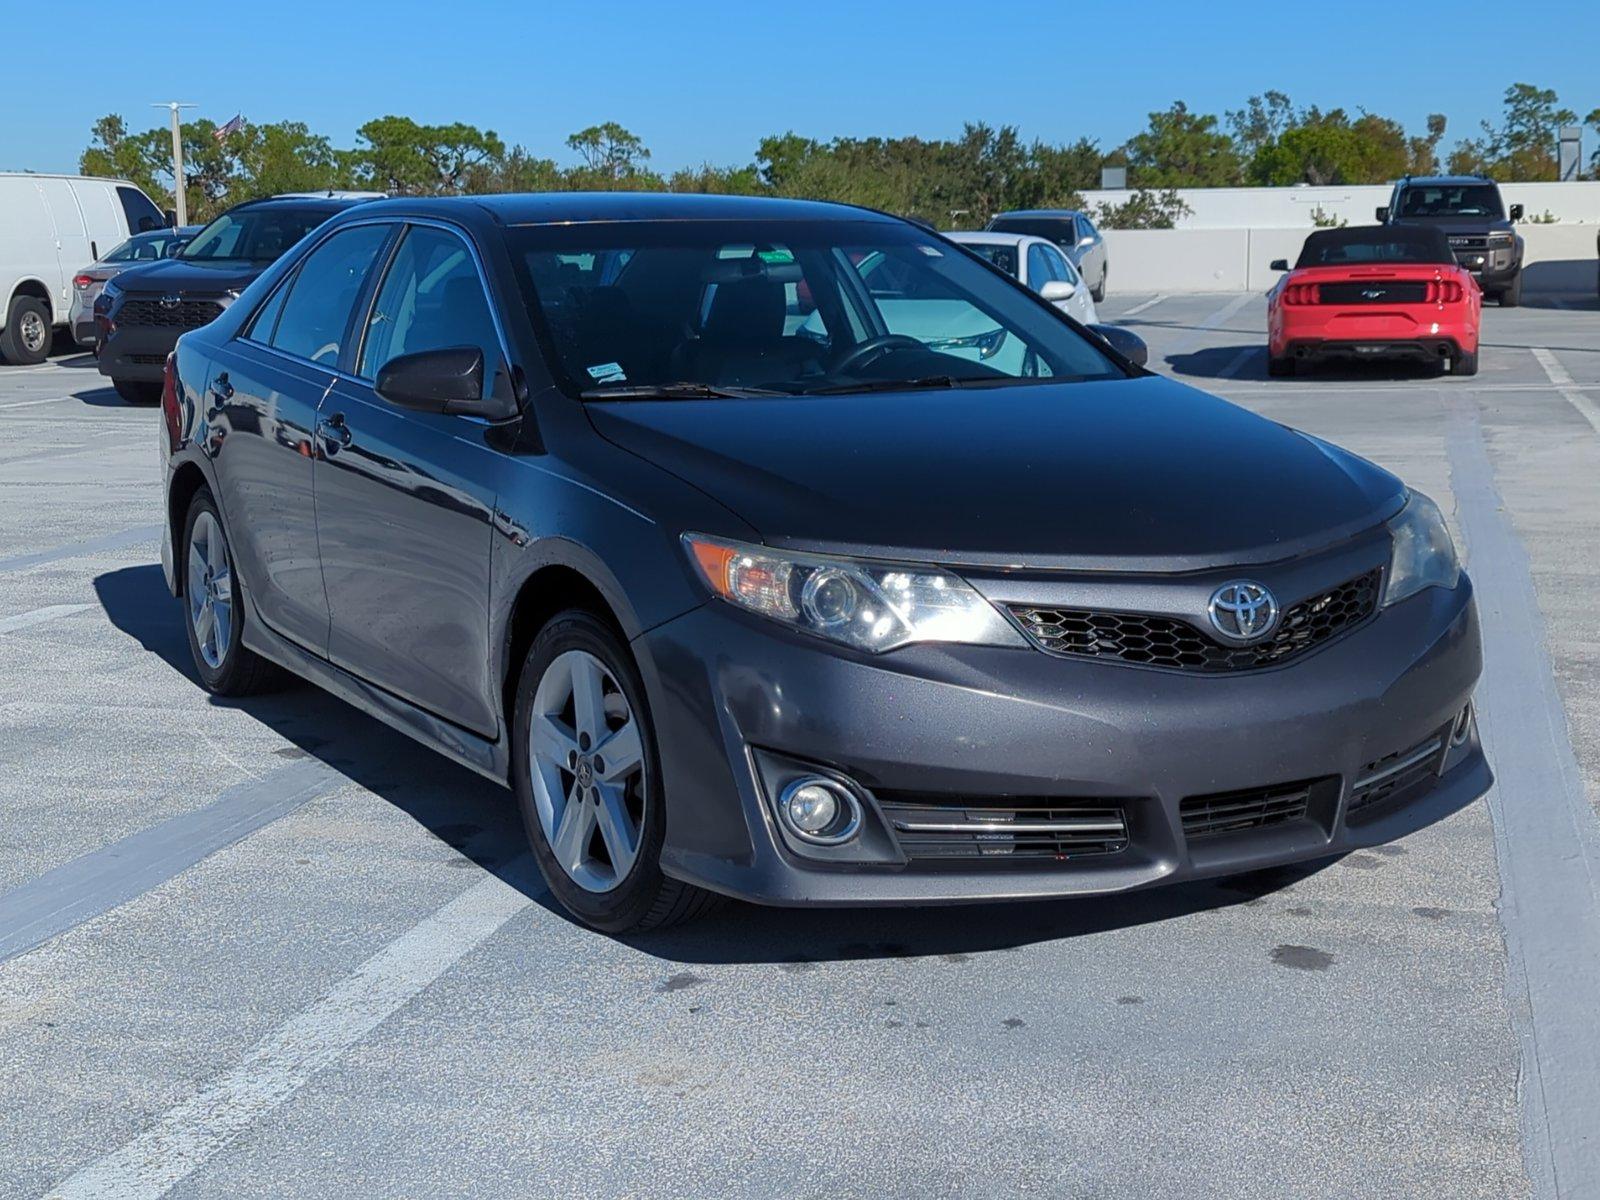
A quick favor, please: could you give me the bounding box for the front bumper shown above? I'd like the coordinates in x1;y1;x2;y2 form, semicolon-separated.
97;321;183;382
1451;248;1519;289
637;575;1486;906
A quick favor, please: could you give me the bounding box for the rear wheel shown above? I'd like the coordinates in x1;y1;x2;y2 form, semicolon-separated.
1499;273;1521;307
182;492;280;696
1449;348;1479;377
1267;354;1296;378
114;378;161;405
1;296;51;365
512;611;720;932
1091;263;1107;303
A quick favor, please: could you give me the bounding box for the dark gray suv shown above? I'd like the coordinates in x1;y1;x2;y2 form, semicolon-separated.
1378;175;1525;306
158;193;1489;931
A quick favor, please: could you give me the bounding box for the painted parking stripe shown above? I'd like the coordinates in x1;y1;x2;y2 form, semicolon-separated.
0;758;345;966
0;525;161;574
1531;348;1600;436
42;868;534;1200
0;604;92;635
1218;346;1257;379
1168;293;1255;358
1118;294;1169;317
0;396;79;411
1448;398;1600;1198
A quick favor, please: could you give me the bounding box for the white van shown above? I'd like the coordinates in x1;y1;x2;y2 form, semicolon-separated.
0;173;168;364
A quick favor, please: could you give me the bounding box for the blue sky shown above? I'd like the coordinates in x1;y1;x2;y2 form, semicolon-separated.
5;0;1597;176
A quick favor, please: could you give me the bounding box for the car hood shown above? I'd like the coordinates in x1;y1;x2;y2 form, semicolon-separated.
586;375;1405;571
113;257;265;295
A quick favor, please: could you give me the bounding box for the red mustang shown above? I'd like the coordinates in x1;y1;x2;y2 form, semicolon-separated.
1267;225;1480;377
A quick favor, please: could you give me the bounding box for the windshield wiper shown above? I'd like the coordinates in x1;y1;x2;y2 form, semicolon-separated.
580;382;789;400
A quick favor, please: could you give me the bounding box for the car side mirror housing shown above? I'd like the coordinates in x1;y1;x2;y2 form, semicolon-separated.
163;208;178;229
1087;324;1148;367
1375;206;1390;222
1269;258;1290;272
1039;279;1077;301
1509;203;1524;221
375;347;516;419
1078;235;1095;248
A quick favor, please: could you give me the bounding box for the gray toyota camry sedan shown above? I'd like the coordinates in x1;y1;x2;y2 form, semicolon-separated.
157;193;1489;931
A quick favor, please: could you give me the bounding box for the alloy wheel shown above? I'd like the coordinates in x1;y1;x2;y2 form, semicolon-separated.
527;649;647;893
186;511;234;670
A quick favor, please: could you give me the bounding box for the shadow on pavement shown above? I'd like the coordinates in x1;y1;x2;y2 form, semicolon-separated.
92;563;1344;963
1166;344;1449;383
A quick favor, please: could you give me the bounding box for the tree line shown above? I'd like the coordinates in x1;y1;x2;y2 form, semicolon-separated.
79;83;1599;229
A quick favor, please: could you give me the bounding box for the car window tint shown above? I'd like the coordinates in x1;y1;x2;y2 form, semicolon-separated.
1044;245;1077;283
962;243;1019;278
243;278;291;345
359;225;501;381
989;217;1075;247
269;225;390;366
1026;244;1054;289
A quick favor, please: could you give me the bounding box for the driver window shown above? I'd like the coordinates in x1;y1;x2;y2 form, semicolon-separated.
359;225;502;381
269;224;390;367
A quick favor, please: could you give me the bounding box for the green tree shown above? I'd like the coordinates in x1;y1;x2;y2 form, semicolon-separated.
1449;83;1576;180
1227;91;1294;161
79;114;166;202
1123;102;1242;187
1093;188;1191;229
565;123;653;186
353;117;505;194
231;121;351;200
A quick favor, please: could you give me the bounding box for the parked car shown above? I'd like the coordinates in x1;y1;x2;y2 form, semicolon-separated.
1377;174;1524;306
69;226;201;346
945;231;1099;324
1267;225;1481;377
98;194;380;403
0;172;167;365
160;193;1488;932
985;209;1108;301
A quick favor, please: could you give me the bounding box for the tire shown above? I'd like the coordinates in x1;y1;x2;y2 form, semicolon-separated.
1499;273;1521;307
1;295;52;365
1449;348;1479;377
511;610;721;932
181;491;280;696
114;378;162;405
1267;354;1296;378
1091;263;1107;304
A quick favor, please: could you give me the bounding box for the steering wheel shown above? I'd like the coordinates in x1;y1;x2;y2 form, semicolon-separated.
831;333;924;374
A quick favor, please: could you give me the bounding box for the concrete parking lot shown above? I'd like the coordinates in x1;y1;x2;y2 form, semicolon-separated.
2;286;1599;1199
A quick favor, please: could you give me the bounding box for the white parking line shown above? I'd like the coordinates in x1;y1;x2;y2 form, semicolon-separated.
0;604;92;635
41;868;535;1200
1118;294;1169;317
0;396;77;411
1168;294;1255;359
1531;348;1600;435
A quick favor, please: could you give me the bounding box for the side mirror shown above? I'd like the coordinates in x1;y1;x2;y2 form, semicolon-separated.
1269;258;1290;272
163;208;178;229
1077;235;1095;248
1375;206;1390;223
375;347;515;419
1509;203;1524;221
1039;279;1077;302
1088;324;1148;367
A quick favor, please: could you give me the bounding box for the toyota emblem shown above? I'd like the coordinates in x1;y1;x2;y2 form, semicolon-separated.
159;294;182;309
1208;581;1279;642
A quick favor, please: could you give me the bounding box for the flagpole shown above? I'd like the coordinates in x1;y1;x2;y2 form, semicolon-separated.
152;101;197;226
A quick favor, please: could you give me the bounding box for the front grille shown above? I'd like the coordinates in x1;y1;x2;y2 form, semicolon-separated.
1448;235;1489;251
1182;779;1319;839
1349;728;1449;815
128;354;167;365
1010;568;1381;674
876;795;1130;863
1318;281;1430;304
117;297;224;328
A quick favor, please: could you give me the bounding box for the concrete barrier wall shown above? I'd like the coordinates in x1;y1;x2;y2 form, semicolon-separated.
1101;224;1600;294
1080;181;1600;230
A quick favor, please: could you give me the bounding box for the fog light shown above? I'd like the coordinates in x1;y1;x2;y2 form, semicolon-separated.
778;778;862;845
1451;703;1474;746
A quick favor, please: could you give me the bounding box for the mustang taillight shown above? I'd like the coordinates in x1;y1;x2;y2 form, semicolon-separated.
1282;282;1320;305
1425;279;1465;304
161;354;181;449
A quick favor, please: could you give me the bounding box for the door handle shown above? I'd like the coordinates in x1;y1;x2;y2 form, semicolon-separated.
316;412;353;454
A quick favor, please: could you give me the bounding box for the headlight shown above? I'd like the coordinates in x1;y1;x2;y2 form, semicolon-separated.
1382;492;1460;607
683;534;1025;653
1488;231;1514;246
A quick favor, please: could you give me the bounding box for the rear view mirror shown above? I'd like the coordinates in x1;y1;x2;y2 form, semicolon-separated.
376;347;515;419
1509;203;1524;221
1375;206;1390;222
1039;279;1077;302
1269;259;1290;272
1088;324;1148;367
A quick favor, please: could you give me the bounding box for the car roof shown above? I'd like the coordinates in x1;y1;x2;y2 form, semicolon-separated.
223;194;378;216
341;192;909;227
945;231;1054;249
1398;175;1495;187
990;209;1085;220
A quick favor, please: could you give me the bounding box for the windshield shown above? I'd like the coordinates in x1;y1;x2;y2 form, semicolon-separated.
1397;184;1504;219
987;216;1076;246
509;219;1122;397
1296;226;1454;268
958;242;1020;277
180;207;335;263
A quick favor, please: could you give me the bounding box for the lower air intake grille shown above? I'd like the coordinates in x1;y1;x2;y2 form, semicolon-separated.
1349;729;1448;816
117;298;224;328
1181;780;1315;839
1010;569;1381;673
876;796;1130;863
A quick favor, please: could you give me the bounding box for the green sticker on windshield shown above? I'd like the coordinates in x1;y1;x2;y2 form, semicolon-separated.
757;248;795;265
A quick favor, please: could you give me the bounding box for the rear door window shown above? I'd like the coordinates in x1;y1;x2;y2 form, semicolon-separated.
116;186;165;234
268;224;391;367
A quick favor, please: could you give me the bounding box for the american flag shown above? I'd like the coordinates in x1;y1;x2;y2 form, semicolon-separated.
213;114;244;142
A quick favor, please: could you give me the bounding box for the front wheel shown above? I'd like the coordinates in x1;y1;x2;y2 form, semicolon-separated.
1267;354;1296;378
511;611;720;932
1499;273;1522;307
182;492;280;695
114;378;161;405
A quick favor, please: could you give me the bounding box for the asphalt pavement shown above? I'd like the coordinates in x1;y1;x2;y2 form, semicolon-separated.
2;283;1599;1199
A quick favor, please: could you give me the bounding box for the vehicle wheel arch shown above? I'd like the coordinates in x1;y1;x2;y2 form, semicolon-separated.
167;462;212;596
6;277;53;316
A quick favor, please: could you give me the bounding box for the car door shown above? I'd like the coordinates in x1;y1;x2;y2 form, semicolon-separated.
205;221;394;654
314;221;509;736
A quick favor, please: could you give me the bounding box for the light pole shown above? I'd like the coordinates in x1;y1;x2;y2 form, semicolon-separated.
153;102;197;226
